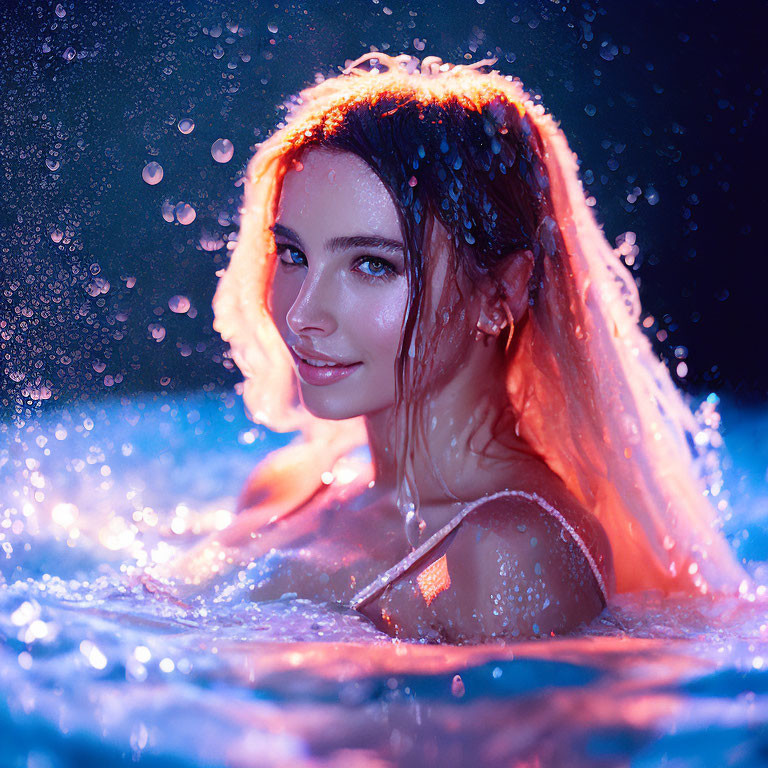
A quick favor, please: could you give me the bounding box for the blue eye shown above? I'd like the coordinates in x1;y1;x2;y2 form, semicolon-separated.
276;244;306;267
275;244;398;282
357;257;395;279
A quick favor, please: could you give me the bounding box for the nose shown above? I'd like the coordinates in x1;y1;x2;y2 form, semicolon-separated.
285;265;339;338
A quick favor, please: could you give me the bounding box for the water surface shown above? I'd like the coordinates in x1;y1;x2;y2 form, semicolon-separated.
1;391;766;767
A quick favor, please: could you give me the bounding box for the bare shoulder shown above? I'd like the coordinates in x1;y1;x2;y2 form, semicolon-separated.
457;489;613;599
367;489;611;644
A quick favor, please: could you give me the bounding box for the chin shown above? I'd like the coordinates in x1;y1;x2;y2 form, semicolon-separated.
298;390;364;421
298;387;392;422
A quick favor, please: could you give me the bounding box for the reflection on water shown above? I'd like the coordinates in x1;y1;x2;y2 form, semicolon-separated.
1;391;766;766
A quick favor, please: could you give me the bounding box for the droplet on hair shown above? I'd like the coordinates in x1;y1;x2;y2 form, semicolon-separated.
539;216;558;256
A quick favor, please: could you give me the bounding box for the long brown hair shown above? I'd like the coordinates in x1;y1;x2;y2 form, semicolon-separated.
211;53;747;596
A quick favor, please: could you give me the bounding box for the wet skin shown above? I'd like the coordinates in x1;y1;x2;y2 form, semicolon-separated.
252;147;612;642
245;464;610;643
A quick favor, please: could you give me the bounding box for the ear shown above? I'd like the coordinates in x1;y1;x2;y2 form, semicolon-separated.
480;249;535;327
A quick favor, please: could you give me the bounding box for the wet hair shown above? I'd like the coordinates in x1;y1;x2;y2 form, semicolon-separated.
212;53;747;596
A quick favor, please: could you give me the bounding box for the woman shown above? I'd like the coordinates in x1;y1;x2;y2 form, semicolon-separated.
159;53;748;643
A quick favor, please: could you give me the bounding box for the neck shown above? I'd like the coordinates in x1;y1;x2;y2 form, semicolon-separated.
363;341;536;515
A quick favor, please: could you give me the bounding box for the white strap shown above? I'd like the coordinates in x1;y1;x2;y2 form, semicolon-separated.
348;489;608;609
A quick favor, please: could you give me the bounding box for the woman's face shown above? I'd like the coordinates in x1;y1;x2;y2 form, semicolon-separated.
268;148;410;421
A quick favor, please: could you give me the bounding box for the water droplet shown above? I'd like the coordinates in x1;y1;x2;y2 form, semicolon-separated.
174;202;196;225
142;161;163;185
451;674;465;697
645;186;660;206
168;295;191;314
211;138;234;163
177;118;195;135
212;44;224;60
267;22;278;34
55;3;66;17
50;228;63;243
161;200;175;223
62;47;76;62
45;157;60;171
148;324;166;342
199;231;224;251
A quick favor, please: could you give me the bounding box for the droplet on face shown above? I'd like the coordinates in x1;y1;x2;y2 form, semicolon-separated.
211;138;234;163
161;200;175;223
55;3;66;17
142;161;164;185
46;157;60;171
62;47;76;61
175;202;196;225
50;228;63;243
168;295;191;314
178;118;195;135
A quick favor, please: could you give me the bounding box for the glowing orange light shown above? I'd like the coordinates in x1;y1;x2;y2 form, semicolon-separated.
417;554;451;606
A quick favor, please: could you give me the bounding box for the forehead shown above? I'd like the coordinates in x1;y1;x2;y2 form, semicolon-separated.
276;148;401;241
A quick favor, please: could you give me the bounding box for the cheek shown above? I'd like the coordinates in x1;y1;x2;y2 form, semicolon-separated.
349;285;407;363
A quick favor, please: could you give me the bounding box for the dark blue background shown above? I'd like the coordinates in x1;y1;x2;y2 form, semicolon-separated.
2;0;765;419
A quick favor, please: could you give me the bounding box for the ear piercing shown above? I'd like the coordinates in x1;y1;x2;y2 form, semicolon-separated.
475;304;514;341
490;307;508;334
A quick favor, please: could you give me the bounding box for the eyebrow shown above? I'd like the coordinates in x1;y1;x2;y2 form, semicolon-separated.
270;223;404;255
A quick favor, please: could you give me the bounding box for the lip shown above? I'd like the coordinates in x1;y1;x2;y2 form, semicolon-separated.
289;347;362;387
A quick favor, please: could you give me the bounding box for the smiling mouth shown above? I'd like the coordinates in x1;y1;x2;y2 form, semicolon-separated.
298;356;354;368
291;345;361;368
291;350;363;387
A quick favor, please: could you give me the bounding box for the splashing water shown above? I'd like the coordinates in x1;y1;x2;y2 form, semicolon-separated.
1;391;766;766
2;1;765;764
